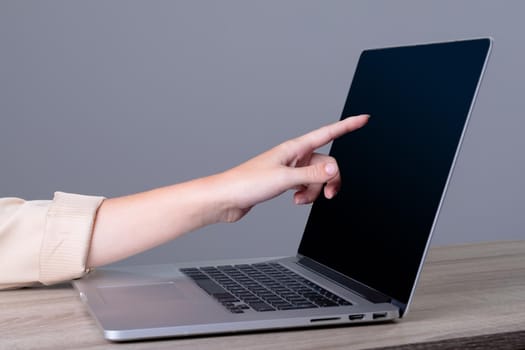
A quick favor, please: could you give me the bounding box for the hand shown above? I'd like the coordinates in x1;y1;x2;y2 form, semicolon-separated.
217;114;370;222
88;114;369;267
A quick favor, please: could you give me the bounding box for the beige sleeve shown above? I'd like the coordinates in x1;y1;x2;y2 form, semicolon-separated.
0;192;105;290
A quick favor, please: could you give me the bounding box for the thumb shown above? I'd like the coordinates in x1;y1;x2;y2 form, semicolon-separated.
290;162;339;186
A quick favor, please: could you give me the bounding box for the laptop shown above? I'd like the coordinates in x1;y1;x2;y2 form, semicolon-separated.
73;37;492;341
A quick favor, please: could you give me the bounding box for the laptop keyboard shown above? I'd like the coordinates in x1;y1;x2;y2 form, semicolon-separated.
180;262;352;314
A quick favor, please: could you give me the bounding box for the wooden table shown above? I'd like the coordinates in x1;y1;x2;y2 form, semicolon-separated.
1;240;525;349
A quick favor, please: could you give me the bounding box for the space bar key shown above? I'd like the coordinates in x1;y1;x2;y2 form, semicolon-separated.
194;279;228;295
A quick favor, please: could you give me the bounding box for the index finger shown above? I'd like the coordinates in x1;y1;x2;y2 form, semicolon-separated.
293;114;370;152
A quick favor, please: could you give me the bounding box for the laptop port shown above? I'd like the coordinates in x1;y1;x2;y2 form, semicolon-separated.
310;317;341;323
372;312;387;320
348;314;364;320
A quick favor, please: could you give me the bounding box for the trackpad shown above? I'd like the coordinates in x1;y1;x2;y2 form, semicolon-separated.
95;281;231;327
98;282;191;305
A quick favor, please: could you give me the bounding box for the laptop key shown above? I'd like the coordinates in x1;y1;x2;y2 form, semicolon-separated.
279;304;317;310
214;293;239;302
194;279;229;296
248;302;275;312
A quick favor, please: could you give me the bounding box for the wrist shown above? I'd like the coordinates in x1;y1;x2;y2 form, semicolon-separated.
205;170;251;224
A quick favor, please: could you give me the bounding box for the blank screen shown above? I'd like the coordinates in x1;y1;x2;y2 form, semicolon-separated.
298;38;491;305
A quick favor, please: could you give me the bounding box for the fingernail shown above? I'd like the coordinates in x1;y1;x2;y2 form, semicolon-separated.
325;163;337;176
295;196;306;205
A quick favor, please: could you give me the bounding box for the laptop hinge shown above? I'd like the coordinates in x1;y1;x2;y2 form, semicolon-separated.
297;256;392;304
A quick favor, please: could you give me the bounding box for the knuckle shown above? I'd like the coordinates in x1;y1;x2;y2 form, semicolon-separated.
306;165;323;180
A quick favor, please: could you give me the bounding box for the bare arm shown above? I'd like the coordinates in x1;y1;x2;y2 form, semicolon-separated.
87;114;369;267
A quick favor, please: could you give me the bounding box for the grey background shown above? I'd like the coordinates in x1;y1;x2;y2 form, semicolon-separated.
1;1;524;267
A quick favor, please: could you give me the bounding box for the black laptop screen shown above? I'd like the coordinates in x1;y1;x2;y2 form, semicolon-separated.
298;39;490;305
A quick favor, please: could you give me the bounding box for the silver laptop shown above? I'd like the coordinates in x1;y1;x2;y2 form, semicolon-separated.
73;38;492;341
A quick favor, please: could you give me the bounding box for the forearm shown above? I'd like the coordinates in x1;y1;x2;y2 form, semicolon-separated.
87;174;228;268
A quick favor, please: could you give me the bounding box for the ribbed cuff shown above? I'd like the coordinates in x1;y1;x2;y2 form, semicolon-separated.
39;191;105;285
